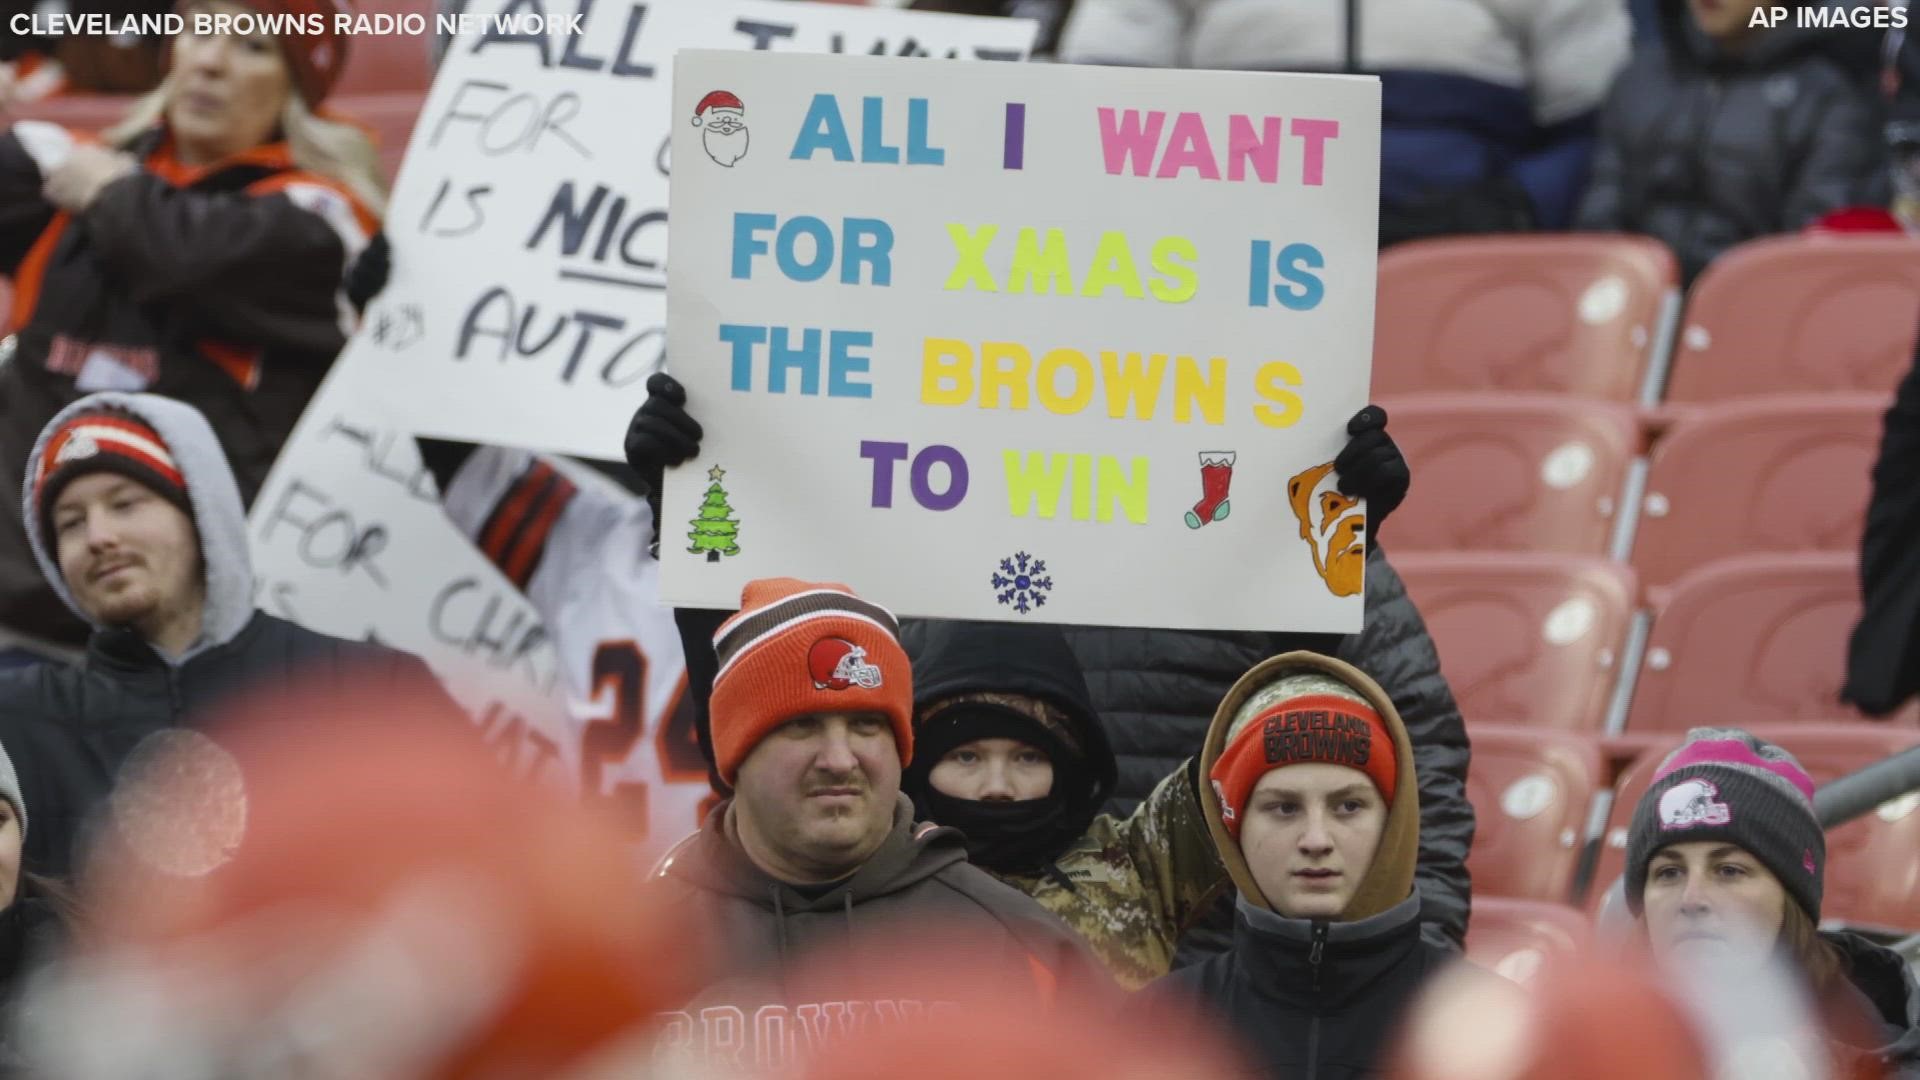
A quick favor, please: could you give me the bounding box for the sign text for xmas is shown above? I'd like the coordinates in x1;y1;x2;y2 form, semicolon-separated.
660;52;1382;633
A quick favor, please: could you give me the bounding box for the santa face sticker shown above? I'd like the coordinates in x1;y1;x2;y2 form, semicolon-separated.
692;90;749;167
1287;461;1366;598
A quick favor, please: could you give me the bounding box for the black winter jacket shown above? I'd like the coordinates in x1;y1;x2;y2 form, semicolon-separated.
0;888;66;1078
1845;332;1920;716
1828;930;1920;1079
1152;895;1453;1080
0;612;457;879
1575;0;1884;283
1062;546;1474;947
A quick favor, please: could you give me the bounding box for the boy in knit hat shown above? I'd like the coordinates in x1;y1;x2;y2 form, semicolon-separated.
1146;651;1465;1080
1625;728;1920;1077
647;578;1101;1069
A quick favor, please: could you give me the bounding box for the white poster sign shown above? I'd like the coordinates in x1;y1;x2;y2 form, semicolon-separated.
357;0;1037;457
660;52;1381;632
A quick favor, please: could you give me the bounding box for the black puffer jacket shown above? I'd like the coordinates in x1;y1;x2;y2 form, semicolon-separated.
1063;545;1474;947
1846;331;1920;716
1574;0;1884;282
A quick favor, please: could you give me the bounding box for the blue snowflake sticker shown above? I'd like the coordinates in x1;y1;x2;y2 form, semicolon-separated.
990;550;1054;615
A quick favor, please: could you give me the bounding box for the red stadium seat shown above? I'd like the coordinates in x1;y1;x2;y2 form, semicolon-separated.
1664;235;1920;403
1629;395;1887;598
1380;394;1639;556
330;92;427;186
1627;554;1899;734
1464;725;1604;902
1396;553;1636;732
1464;896;1594;984
1588;725;1920;931
331;0;435;95
1374;234;1679;401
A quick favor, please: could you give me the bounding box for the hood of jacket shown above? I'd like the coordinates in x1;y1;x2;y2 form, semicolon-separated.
1197;651;1420;922
1661;0;1847;71
661;793;969;913
21;392;254;661
1825;930;1920;1069
902;619;1119;865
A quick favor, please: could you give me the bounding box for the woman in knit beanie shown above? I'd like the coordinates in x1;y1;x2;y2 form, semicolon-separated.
1625;727;1920;1079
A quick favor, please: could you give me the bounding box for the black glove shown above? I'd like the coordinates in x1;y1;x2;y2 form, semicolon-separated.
623;372;704;483
345;230;391;315
1333;405;1409;531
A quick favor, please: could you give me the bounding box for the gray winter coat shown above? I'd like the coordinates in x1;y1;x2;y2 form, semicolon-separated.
1575;0;1884;283
1062;545;1474;948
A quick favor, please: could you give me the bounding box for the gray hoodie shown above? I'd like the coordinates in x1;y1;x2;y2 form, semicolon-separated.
21;392;254;663
649;794;1106;1066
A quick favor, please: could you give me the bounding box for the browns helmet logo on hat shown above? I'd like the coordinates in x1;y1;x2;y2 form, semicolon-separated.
56;433;100;464
807;637;883;691
1658;777;1732;830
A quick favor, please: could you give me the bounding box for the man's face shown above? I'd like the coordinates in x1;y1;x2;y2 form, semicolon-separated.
734;711;900;884
1688;0;1769;43
0;799;20;912
52;473;204;634
1239;763;1387;919
1287;462;1366;597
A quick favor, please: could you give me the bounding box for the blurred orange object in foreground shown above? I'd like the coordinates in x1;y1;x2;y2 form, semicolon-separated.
39;676;707;1079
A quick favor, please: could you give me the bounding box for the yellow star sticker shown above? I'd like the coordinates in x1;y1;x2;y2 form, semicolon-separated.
708;464;726;483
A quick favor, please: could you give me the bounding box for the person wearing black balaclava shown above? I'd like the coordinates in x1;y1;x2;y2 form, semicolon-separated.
900;618;1226;990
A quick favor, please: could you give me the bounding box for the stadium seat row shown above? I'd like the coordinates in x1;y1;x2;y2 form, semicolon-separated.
1376;232;1920;406
1383;392;1885;597
1398;551;1915;734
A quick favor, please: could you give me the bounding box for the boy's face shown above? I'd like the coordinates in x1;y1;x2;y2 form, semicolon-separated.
1690;0;1770;43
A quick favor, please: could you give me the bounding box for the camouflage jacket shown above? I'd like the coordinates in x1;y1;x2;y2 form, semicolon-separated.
996;761;1226;990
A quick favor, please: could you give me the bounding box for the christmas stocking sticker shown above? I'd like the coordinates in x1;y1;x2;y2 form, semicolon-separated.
1185;451;1236;529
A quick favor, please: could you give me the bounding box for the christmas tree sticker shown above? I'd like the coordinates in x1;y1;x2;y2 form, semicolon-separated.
688;464;742;562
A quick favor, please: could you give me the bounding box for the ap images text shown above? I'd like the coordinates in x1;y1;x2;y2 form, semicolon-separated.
1750;4;1908;28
